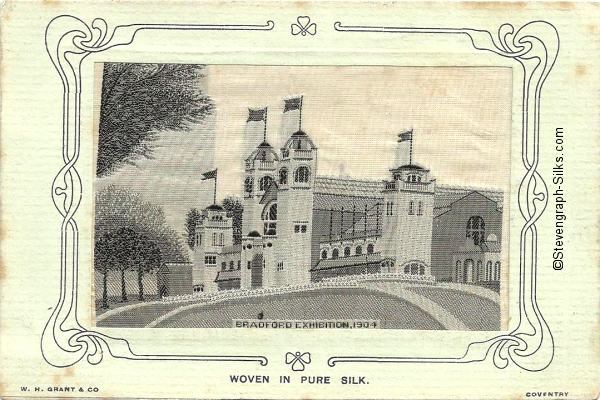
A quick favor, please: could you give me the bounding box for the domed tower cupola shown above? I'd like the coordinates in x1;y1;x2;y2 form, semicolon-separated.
281;130;316;156
246;141;279;169
243;140;279;197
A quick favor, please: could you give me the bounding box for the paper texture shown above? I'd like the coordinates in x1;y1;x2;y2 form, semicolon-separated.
1;1;599;399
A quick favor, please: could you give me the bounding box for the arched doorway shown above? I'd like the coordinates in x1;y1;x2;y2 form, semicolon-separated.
251;253;263;289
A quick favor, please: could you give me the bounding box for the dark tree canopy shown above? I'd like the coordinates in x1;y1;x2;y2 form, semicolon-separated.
97;63;214;177
185;208;202;250
95;185;188;263
222;196;243;245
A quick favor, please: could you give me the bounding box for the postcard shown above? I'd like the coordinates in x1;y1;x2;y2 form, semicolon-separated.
1;1;598;399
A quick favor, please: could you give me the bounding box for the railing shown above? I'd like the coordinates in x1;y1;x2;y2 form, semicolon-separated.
293;149;312;158
322;272;436;284
258;160;276;170
382;180;434;192
398;180;434;192
205;219;230;228
383;181;397;191
161;272;435;304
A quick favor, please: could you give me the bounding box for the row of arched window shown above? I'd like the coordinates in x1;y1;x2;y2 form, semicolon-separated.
455;259;501;282
403;262;426;275
221;260;241;271
244;167;311;193
321;243;374;260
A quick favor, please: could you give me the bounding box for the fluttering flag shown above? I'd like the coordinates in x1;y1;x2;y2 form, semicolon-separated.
398;129;413;142
247;108;267;122
283;96;302;113
201;169;217;180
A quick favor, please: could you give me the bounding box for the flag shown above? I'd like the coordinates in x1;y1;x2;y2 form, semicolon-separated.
283;96;302;113
398;130;413;142
247;108;267;122
201;169;217;180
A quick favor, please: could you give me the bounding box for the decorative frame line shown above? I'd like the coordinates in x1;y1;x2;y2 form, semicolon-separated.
41;15;273;368
328;21;559;372
41;14;558;373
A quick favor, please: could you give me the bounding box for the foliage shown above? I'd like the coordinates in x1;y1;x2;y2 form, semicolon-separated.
222;196;244;244
185;208;202;250
97;63;214;177
95;185;188;264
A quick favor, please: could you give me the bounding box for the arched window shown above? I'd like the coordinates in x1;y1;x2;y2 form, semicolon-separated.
455;260;462;282
212;232;217;246
259;176;274;191
408;201;414;215
476;260;483;282
410;263;419;275
464;259;474;282
237;260;241;270
419;265;425;275
321;250;328;260
486;261;493;281
494;262;501;281
221;262;226;271
220;233;224;246
279;168;288;185
229;261;234;270
332;248;339;259
417;201;423;216
344;247;351;257
262;203;277;236
367;243;374;254
355;245;363;255
467;216;485;245
294;166;310;183
404;265;410;274
244;177;253;193
407;174;421;183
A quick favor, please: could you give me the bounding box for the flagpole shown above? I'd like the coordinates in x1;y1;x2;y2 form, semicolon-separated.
213;170;218;205
409;129;413;165
263;107;268;142
299;95;303;131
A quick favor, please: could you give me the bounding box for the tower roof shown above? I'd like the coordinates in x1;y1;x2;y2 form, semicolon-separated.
206;204;224;211
246;140;280;162
390;163;429;172
282;129;316;151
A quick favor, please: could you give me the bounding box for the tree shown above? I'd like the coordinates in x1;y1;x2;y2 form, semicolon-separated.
222;196;244;244
112;227;137;302
97;63;214;177
185;208;202;250
95;185;187;264
95;186;188;303
135;235;161;301
94;231;117;309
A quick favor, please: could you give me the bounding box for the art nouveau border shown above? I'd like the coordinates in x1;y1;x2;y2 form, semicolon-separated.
327;20;559;372
42;15;274;368
41;14;558;372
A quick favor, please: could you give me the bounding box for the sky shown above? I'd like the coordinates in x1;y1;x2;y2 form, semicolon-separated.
96;65;512;235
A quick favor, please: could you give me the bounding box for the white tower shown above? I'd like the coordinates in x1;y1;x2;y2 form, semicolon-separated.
193;205;233;293
381;133;435;276
277;129;318;286
242;141;279;236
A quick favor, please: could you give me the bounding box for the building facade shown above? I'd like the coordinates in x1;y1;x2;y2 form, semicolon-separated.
191;97;504;293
